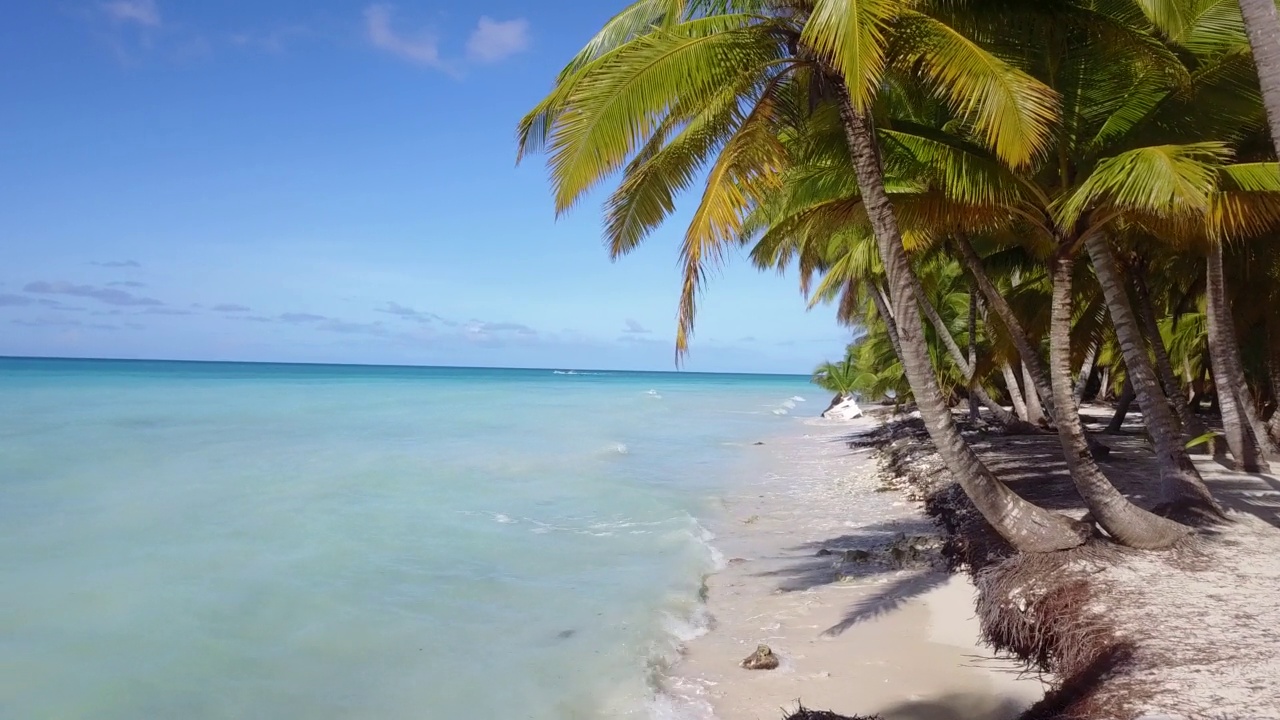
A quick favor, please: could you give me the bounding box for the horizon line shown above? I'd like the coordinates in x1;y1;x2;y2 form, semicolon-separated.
0;354;810;378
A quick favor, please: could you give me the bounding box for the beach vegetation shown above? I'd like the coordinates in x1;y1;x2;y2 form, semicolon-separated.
519;0;1280;553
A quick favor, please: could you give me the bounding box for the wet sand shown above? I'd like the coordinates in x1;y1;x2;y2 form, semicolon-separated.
668;417;1044;719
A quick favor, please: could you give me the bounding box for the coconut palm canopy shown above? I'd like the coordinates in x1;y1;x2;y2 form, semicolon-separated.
519;0;1280;552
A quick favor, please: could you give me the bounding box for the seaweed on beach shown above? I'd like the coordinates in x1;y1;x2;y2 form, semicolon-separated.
782;704;881;720
867;416;1139;719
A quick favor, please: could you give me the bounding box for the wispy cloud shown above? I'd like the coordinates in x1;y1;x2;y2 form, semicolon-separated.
0;294;33;307
465;17;529;63
24;281;162;307
230;315;275;323
619;334;666;346
101;0;160;27
107;280;147;288
212;303;251;312
12;317;123;331
279;312;327;323
140;307;194;315
37;299;86;311
461;320;538;347
229;25;311;53
364;4;444;68
622;318;651;334
376;301;449;324
91;260;142;268
317;320;388;336
469;321;536;335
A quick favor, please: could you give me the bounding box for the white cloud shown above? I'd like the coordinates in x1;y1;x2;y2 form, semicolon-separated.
102;0;160;27
465;16;529;63
364;4;443;68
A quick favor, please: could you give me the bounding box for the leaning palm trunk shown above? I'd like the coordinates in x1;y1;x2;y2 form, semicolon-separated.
1133;275;1207;441
1086;234;1219;513
1049;254;1189;548
1001;361;1031;421
1107;377;1136;434
837;95;1087;552
1239;0;1280;162
969;290;980;423
1206;245;1273;470
1022;363;1047;425
906;272;1028;430
1239;0;1280;449
1268;357;1280;445
1075;342;1098;403
955;236;1058;422
867;282;906;367
1268;315;1280;444
1207;245;1279;456
1269;366;1280;445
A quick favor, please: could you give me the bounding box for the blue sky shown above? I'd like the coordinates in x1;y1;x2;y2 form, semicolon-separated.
0;0;849;373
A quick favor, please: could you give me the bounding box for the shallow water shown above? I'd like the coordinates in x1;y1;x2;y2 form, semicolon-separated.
0;358;814;719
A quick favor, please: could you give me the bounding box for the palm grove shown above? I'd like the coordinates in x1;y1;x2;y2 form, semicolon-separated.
518;0;1280;553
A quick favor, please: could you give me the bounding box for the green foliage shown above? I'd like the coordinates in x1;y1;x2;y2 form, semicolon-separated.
520;0;1280;413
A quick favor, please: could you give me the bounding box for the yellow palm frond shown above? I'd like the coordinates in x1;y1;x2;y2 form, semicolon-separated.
675;85;789;358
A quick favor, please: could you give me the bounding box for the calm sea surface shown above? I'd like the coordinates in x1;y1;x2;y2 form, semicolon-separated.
0;358;816;719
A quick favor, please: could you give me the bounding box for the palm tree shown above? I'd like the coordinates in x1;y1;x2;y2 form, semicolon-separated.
1237;0;1280;158
736;0;1206;543
519;0;1091;552
812;354;858;408
744;116;1033;431
805;1;1092;551
1129;0;1280;469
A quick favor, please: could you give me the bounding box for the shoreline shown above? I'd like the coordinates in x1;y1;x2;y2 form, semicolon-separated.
662;415;1044;719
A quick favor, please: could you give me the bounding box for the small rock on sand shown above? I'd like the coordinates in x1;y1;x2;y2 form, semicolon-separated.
740;644;779;670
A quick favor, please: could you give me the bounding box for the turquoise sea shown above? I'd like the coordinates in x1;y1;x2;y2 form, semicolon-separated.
0;358;816;719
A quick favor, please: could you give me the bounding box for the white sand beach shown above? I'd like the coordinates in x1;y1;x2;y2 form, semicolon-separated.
665;417;1044;719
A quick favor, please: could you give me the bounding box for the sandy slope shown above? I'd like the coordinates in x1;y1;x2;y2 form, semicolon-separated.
665;417;1043;719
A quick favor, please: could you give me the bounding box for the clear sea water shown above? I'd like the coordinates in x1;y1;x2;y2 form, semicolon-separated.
0;358;816;719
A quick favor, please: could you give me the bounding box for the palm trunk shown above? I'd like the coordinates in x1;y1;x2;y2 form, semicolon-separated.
1268;357;1280;445
1268;314;1280;444
1075;342;1098;403
956;236;1057;422
1239;0;1280;162
1085;233;1219;513
1048;253;1189;548
1107;377;1136;434
1022;363;1047;425
906;271;1026;429
1001;361;1030;421
868;282;905;365
1206;245;1272;471
969;290;980;423
837;94;1086;552
1208;245;1280;456
1240;0;1280;446
1133;275;1207;441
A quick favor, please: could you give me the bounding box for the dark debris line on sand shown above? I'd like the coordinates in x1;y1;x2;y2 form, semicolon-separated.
853;413;1280;720
783;703;881;720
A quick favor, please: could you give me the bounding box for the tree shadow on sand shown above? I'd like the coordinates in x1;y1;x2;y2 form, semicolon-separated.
746;524;958;636
751;520;942;594
820;571;951;637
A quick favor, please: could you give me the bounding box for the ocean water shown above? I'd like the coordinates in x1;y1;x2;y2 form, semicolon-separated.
0;358;816;719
